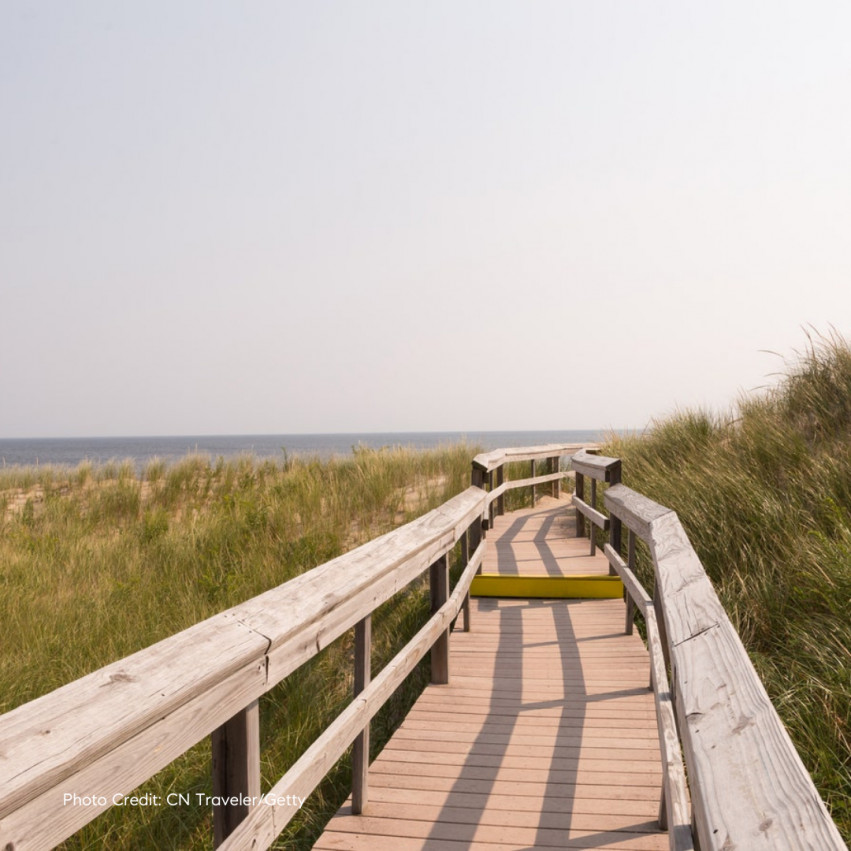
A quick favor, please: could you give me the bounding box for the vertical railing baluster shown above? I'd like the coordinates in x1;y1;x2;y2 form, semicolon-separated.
461;528;471;631
608;461;622;574
589;478;597;555
352;615;372;814
575;471;585;538
470;513;484;574
653;592;672;693
496;465;505;516
550;456;560;498
472;465;484;490
430;554;450;683
211;700;261;847
625;530;636;635
530;459;537;507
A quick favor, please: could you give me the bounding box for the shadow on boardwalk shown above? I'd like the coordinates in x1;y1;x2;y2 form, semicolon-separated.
314;502;665;850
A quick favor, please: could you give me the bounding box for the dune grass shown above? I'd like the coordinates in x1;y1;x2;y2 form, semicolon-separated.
603;332;851;842
0;442;478;849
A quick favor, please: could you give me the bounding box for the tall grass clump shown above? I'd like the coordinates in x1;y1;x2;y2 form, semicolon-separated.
605;331;851;841
0;441;478;849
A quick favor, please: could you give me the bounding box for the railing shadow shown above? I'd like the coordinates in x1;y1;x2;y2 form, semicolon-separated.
417;601;661;847
532;599;660;849
423;598;530;845
491;504;581;577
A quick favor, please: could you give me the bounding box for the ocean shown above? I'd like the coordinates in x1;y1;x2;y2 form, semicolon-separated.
0;430;604;470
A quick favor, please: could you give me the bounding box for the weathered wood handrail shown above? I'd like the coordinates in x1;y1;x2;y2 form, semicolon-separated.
570;447;622;557
0;484;488;849
601;478;846;851
472;442;592;524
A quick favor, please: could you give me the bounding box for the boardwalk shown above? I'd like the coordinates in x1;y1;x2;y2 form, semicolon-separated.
5;447;841;850
315;496;667;850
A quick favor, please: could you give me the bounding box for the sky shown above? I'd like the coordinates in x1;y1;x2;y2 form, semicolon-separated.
2;1;851;438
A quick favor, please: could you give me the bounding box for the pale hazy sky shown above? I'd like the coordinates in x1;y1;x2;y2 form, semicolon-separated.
3;2;850;438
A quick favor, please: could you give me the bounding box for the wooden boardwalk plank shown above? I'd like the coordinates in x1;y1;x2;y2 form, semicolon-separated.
315;496;667;849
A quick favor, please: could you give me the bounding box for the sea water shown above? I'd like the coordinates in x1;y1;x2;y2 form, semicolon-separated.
0;430;606;470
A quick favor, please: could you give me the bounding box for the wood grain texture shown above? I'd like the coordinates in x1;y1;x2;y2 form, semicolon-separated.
0;614;269;823
570;449;622;482
0;657;266;850
604;483;673;541
212;699;261;847
472;443;596;473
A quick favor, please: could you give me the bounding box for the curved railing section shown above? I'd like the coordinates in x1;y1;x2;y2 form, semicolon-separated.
472;442;592;526
570;448;845;851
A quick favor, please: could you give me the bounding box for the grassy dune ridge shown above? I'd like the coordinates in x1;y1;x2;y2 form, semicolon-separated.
604;333;851;842
0;443;478;848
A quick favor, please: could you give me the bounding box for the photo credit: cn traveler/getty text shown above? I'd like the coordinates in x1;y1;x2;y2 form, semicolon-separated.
63;792;306;809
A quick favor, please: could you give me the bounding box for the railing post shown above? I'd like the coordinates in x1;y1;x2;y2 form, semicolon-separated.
550;456;560;498
575;471;585;538
469;512;484;574
211;700;261;847
589;478;597;555
470;466;486;576
530;459;537;507
625;531;636;635
496;465;505;516
487;470;496;528
430;553;450;684
653;593;671;691
472;463;488;530
461;529;471;631
608;461;622;573
352;614;371;814
471;464;485;490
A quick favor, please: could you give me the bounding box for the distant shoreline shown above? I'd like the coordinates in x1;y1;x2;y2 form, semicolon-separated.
0;429;612;470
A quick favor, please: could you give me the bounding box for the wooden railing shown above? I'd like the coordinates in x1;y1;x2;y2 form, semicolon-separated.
570;448;846;851
0;444;582;850
472;442;592;527
570;448;621;557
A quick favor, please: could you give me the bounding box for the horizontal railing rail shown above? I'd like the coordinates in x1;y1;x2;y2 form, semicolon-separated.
472;442;592;526
0;483;489;849
596;471;846;851
570;448;622;557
